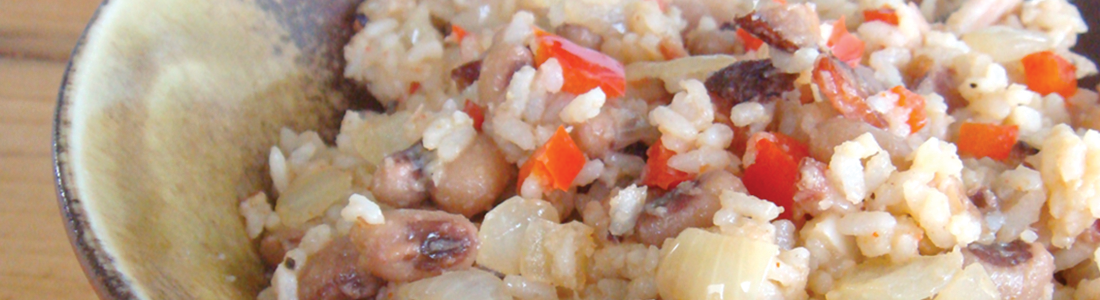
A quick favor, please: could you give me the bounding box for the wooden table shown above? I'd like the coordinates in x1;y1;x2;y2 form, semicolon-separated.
1;0;104;299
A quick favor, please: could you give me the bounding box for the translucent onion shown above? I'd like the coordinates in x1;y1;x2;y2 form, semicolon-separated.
477;197;561;275
393;269;511;300
625;55;738;92
962;26;1052;63
825;250;963;300
519;220;596;290
656;228;779;300
932;263;1000;300
275;168;352;228
345;110;418;165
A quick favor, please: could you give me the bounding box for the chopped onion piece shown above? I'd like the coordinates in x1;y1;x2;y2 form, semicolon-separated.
826;250;963;300
625;55;738;91
477;197;561;275
932;263;1000;300
393;269;511;300
275;168;352;228
343;110;418;165
656;228;778;300
519;220;595;290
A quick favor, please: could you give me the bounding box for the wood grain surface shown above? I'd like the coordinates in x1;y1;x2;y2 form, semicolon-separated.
1;0;103;299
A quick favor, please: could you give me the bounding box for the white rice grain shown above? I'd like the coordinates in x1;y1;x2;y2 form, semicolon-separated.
609;185;648;236
270;146;290;194
341;193;385;225
561;88;606;124
240;192;273;239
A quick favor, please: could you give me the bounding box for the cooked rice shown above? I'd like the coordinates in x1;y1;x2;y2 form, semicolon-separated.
239;0;1100;298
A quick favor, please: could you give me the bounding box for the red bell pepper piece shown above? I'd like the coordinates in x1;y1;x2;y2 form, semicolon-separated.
462;100;485;132
736;28;765;52
957;123;1019;161
1022;51;1077;99
742;132;809;220
642;140;696;190
517;126;587;192
533;31;626;98
889;86;927;134
863;8;899;26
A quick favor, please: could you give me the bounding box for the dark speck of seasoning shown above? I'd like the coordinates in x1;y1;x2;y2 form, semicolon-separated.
970;83;978;88
719;22;736;31
284;257;297;270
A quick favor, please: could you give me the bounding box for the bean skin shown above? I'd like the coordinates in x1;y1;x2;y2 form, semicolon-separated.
297;237;383;300
350;209;479;282
370;144;431;208
431;135;515;217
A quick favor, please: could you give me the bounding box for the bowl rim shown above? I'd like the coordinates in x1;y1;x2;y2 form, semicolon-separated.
53;1;138;299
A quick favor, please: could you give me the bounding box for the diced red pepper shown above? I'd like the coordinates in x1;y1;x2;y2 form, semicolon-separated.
889;86;927;134
1022;51;1077;99
863;8;899;26
517;126;587;192
408;82;421;94
450;24;468;43
642;140;696;190
462;100;485;132
742;132;809;220
533;31;626;98
957;123;1019;161
736;28;765;52
827;16;864;67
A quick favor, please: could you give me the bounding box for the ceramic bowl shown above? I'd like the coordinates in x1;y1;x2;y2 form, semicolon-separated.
54;0;376;298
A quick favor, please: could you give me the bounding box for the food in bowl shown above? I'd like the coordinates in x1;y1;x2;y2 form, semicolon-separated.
240;0;1100;299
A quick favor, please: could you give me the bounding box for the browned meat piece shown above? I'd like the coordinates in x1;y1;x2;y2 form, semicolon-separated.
478;42;534;106
634;176;723;246
350;209;479;282
704;60;798;112
370;143;431;208
812;56;888;128
430;135;515;217
734;4;821;52
555;23;604;50
451;60;482;91
259;228;304;267
298;237;383;300
962;240;1055;300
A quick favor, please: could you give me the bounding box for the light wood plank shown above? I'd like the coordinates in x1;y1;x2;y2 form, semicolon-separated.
0;6;100;293
0;0;103;61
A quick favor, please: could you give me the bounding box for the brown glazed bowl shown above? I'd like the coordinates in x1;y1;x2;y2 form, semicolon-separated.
53;0;1100;299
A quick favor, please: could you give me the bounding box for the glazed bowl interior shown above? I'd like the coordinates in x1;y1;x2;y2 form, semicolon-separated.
55;0;373;298
54;0;1100;299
